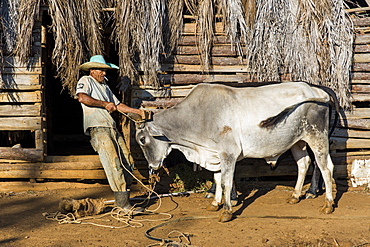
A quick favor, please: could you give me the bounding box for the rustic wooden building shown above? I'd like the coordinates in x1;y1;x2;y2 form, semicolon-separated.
0;1;369;186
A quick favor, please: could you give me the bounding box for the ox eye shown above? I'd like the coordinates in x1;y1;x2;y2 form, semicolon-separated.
139;136;146;145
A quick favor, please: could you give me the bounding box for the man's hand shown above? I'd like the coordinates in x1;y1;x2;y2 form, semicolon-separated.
105;102;117;113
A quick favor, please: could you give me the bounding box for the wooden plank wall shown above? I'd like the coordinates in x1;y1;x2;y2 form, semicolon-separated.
0;16;45;162
130;17;370;180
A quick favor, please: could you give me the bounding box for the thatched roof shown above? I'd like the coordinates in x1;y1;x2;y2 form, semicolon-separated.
1;0;354;108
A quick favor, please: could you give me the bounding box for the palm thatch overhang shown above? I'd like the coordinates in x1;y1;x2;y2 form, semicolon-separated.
0;0;356;108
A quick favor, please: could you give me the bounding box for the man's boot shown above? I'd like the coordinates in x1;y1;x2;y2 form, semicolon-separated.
114;191;144;215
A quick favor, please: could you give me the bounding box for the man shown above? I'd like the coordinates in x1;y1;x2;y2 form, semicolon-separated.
76;55;145;213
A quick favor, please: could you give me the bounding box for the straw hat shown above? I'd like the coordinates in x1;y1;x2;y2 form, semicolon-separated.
79;55;119;71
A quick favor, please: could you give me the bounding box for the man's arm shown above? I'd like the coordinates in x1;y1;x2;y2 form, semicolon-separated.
77;93;117;113
77;92;144;117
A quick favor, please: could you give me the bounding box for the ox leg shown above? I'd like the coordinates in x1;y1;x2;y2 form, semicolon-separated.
218;158;235;223
206;172;223;211
305;160;324;199
287;141;311;205
314;152;335;214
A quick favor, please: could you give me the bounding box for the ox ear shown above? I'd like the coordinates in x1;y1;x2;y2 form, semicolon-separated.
147;123;164;137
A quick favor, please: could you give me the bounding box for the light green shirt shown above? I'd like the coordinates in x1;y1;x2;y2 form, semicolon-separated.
76;76;120;135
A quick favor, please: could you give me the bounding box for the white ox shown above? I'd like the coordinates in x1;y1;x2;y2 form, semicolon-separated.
136;82;336;222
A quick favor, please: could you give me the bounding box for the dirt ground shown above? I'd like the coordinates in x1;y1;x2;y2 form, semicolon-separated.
1;179;370;247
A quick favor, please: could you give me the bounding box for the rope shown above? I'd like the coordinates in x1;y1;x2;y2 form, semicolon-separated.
109;127;164;214
43;206;172;229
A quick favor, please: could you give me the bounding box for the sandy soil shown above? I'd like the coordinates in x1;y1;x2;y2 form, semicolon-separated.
1;179;370;247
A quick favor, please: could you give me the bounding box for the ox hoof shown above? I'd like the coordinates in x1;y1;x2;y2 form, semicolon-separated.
218;210;233;223
206;203;220;211
286;197;300;205
319;201;334;214
305;192;317;199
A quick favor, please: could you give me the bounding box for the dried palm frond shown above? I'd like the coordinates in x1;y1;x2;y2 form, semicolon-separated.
247;0;353;109
165;0;184;54
197;0;215;71
48;0;106;95
218;0;249;55
13;0;40;63
0;0;19;54
114;0;171;88
242;0;256;28
113;0;137;83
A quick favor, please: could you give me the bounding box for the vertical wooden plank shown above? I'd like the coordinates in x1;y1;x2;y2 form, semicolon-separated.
35;129;44;150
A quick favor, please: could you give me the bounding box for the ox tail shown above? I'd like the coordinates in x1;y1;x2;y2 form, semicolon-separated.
312;85;340;137
258;98;330;129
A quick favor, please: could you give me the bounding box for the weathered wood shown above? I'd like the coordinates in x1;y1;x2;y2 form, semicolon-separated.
162;55;245;66
0;169;106;179
0;91;42;103
338;118;370;130
355;34;370;45
351;93;370;102
352;84;370;93
330;137;370;150
2;56;41;68
0;148;43;162
347;7;370;13
352;17;370;27
0;117;42;130
351;72;370;80
0;74;41;89
175;45;246;56
44;155;100;163
0;162;147;180
35;129;44;150
160;64;249;73
178;35;230;46
132;86;193;98
183;22;225;34
153;74;252;85
354;45;370;53
1;67;42;74
0;104;41;116
354;53;370;63
352;63;370;72
331;128;370;139
342;108;370;119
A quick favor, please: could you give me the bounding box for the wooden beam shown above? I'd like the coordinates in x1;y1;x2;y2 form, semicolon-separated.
159;64;249;73
142;74;252;85
175;45;246;56
178;35;230;46
0;74;42;90
352;63;370;72
2;56;41;68
355;34;370;45
1;67;42;74
0;161;147;180
0;148;43;162
331;137;370;150
354;53;370;63
346;7;370;13
354;45;370;53
0;117;42;130
0;91;42;103
183;22;225;35
352;17;370;27
162;55;245;66
0;104;41;116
